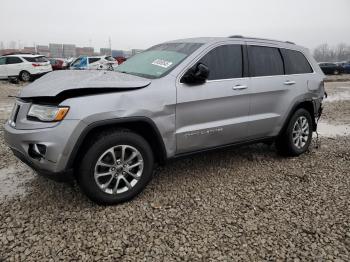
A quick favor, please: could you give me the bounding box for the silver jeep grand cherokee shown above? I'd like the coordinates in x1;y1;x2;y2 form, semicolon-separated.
4;36;325;204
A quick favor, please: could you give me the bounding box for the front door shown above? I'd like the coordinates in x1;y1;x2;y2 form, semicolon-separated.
5;56;23;77
0;57;7;79
175;43;251;154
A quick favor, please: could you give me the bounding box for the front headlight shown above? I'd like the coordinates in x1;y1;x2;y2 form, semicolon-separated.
28;105;69;122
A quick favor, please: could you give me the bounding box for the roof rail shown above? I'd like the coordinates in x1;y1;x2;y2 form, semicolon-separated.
2;52;38;56
228;35;295;45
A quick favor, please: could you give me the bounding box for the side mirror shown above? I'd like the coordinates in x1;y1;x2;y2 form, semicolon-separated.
181;62;209;84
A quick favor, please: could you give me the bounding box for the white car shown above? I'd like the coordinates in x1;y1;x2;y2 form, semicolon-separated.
0;54;52;81
70;55;118;71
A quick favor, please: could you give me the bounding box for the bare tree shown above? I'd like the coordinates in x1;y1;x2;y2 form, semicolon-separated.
0;41;4;50
313;44;331;62
335;43;348;61
313;43;350;62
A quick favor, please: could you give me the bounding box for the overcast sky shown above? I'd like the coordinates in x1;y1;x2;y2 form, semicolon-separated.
1;0;349;51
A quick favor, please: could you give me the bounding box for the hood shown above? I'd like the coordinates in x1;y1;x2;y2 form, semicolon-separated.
19;70;151;98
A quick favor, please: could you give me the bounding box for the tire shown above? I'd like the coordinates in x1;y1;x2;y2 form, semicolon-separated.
78;130;154;205
107;64;114;71
19;71;31;82
276;108;313;156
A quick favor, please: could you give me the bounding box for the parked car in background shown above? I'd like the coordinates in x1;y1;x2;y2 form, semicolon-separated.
337;61;350;74
70;55;118;71
4;36;325;204
0;54;52;81
115;56;127;65
49;58;68;70
318;62;342;75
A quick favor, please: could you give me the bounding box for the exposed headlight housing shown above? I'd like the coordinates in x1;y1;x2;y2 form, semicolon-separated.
28;105;69;122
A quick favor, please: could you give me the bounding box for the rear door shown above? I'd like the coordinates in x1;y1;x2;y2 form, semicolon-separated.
176;42;251;154
247;44;288;138
5;56;24;76
88;57;101;70
0;57;7;78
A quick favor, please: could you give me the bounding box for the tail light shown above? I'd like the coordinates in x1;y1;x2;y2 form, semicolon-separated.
32;63;40;67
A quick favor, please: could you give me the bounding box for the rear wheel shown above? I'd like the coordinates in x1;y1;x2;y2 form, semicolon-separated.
78;130;154;205
19;71;31;82
276;108;313;156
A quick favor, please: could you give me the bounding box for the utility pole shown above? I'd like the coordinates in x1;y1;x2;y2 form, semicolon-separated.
109;37;112;56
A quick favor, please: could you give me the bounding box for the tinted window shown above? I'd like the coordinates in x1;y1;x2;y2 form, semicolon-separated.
0;57;5;65
150;42;203;55
281;49;313;74
199;45;243;80
105;56;115;61
23;56;48;63
6;57;23;64
88;58;100;64
248;46;284;77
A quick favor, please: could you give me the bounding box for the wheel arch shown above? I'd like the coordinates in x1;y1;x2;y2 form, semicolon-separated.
279;99;316;136
67;117;168;173
19;70;31;81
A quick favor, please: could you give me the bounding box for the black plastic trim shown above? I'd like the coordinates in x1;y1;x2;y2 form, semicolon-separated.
66;117;168;169
278;99;318;135
172;137;275;160
242;45;250;77
11;148;73;182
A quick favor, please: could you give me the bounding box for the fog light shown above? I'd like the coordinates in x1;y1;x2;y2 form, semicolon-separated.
28;144;47;159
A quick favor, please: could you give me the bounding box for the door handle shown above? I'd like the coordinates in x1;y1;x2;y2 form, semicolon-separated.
284;80;296;85
232;85;248;90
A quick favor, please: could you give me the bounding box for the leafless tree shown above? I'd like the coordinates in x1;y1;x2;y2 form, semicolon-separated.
313;43;350;62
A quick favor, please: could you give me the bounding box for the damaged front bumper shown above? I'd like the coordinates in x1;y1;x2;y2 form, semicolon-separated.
4;119;85;181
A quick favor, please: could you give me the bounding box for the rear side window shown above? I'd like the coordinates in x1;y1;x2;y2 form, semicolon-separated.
105;56;115;61
88;58;100;64
23;56;48;63
199;45;243;80
6;57;23;64
248;46;284;77
0;57;5;65
281;49;313;74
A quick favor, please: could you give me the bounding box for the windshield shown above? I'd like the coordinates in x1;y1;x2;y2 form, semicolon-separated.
105;56;115;61
115;42;203;79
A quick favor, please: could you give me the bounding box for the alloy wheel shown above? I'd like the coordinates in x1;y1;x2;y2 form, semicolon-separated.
94;145;144;195
292;116;310;149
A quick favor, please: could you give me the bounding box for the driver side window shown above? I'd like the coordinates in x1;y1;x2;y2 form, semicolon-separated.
199;44;243;80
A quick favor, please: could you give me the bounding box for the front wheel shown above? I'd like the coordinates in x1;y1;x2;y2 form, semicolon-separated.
78;130;154;205
276;108;313;156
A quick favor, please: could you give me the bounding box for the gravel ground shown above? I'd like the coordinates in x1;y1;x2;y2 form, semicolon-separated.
0;78;349;261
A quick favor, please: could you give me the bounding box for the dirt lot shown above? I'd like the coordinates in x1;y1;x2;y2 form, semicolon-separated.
0;77;349;261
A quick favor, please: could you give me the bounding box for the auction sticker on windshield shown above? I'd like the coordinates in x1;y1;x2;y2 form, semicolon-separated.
152;59;173;68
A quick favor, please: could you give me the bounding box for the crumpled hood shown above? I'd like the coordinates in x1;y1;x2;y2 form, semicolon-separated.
19;70;151;98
